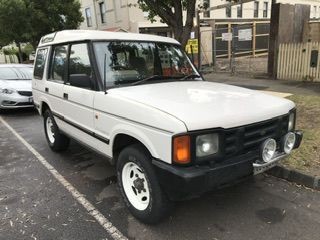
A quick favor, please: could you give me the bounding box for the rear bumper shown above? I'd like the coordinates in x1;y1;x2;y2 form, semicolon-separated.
153;130;303;201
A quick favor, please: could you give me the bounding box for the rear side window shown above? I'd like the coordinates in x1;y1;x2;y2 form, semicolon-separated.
34;48;48;80
49;45;68;82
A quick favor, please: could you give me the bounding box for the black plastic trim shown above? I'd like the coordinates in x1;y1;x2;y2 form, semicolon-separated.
52;111;110;145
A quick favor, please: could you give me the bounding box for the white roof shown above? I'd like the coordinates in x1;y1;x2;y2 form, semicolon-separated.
38;30;180;47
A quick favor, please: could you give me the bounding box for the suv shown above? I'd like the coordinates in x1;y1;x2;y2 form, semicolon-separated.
32;30;302;224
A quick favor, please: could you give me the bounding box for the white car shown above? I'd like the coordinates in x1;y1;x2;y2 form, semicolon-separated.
0;64;34;109
32;30;302;224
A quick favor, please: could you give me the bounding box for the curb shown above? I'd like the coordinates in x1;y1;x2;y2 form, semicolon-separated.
267;165;320;191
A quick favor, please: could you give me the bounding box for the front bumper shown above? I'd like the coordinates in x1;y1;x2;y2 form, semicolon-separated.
153;130;303;201
0;94;34;109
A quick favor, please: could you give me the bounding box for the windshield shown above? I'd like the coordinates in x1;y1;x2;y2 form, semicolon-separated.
94;41;200;87
0;66;33;80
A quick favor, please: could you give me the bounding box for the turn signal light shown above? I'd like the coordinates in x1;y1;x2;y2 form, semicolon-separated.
173;135;191;164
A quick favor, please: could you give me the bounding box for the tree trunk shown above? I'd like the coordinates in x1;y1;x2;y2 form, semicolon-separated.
17;42;23;63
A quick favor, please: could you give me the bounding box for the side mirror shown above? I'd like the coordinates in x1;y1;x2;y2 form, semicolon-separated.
69;74;91;89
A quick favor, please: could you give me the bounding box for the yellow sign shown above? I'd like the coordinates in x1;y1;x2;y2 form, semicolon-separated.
185;39;198;54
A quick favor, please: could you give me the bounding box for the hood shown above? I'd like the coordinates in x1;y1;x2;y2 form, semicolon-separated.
0;79;32;91
109;81;295;131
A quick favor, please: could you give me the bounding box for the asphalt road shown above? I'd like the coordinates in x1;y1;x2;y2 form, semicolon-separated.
1;108;320;240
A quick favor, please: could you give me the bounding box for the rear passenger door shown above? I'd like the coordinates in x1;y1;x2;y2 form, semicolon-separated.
61;43;95;139
46;45;68;117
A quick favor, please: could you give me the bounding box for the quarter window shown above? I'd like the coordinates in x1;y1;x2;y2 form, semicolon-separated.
50;45;68;82
34;48;48;80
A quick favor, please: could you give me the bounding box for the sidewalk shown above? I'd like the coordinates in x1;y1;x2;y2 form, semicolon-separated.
203;72;320;96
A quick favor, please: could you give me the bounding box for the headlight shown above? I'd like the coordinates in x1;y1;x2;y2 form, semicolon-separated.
0;88;15;94
282;132;296;154
196;133;219;157
261;138;277;163
288;112;295;131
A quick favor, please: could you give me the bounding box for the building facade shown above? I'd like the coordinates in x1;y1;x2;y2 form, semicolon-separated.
201;0;320;20
79;0;320;34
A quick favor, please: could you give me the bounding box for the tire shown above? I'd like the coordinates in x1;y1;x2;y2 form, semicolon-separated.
43;109;70;152
117;144;173;224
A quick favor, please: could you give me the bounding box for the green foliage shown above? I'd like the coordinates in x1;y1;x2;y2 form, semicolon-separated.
0;0;31;45
0;0;84;47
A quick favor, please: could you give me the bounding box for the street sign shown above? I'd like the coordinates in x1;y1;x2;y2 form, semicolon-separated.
238;29;252;41
222;33;233;41
185;39;198;54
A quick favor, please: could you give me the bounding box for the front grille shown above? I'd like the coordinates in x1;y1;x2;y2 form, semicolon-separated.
18;91;32;96
224;114;289;157
16;102;33;106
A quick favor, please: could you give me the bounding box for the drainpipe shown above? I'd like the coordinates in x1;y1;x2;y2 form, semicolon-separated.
92;0;99;30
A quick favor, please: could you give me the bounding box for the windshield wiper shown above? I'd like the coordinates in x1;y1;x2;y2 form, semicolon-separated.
131;75;169;86
180;74;201;81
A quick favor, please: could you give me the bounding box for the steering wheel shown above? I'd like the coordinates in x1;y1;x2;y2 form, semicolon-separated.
112;65;130;70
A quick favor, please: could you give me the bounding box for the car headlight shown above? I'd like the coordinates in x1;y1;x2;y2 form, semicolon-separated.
0;88;15;94
196;133;219;157
288;112;295;131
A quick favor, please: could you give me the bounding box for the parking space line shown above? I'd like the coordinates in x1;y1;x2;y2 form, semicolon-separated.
0;117;127;240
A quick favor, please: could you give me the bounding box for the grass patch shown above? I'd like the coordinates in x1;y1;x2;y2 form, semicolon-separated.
282;95;320;176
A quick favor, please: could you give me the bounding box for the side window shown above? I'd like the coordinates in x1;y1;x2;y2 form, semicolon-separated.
34;48;48;80
50;45;68;82
68;43;93;89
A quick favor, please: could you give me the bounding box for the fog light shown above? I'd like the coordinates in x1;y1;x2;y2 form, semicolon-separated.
261;138;277;163
283;132;296;154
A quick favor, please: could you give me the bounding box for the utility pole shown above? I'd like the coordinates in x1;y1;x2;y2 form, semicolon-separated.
197;10;201;70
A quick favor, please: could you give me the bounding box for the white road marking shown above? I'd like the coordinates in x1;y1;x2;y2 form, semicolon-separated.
0;117;127;240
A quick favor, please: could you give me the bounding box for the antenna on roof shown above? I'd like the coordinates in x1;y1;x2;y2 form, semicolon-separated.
103;53;107;94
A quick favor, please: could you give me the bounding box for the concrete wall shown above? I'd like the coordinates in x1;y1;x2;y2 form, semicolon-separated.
303;21;320;41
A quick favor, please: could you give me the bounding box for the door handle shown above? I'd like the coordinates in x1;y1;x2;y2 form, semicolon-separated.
45;87;49;93
63;93;68;100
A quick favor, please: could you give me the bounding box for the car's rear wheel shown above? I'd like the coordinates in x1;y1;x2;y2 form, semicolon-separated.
43;109;70;152
117;144;173;224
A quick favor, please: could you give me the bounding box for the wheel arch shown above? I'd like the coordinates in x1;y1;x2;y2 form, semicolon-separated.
111;132;158;165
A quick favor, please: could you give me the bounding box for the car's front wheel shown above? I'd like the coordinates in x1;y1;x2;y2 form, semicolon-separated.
43;109;70;152
117;144;173;224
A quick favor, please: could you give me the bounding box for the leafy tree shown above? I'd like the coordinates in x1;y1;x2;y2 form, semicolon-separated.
0;0;83;62
136;0;197;47
26;0;84;48
0;0;31;62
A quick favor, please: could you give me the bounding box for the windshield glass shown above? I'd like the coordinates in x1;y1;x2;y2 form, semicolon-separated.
0;67;32;80
94;41;199;87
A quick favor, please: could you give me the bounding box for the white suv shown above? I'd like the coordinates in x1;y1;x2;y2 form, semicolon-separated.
32;30;302;224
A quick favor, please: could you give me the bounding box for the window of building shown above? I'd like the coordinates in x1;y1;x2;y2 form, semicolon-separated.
263;2;268;18
237;4;243;18
50;45;68;82
226;5;231;18
68;43;93;89
254;1;259;18
314;6;317;18
203;0;210;18
99;2;106;23
85;8;92;27
34;48;48;80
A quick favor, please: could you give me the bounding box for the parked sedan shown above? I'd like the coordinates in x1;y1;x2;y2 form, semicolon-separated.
0;64;34;109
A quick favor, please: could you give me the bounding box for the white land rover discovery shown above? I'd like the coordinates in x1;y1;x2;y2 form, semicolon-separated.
33;30;302;224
